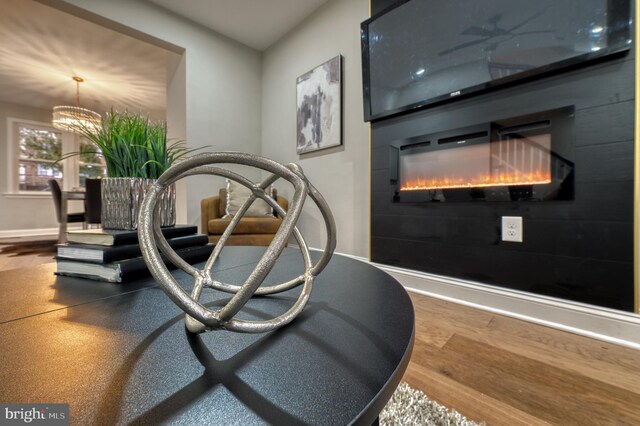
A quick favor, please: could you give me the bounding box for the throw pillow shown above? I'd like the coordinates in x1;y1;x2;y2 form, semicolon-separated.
224;179;273;217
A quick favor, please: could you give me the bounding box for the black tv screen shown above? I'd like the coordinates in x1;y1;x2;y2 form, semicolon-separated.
361;0;631;122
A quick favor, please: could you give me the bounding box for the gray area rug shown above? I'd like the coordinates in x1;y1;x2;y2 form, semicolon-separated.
381;382;483;426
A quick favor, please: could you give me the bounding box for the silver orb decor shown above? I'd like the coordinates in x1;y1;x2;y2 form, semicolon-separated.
137;152;337;334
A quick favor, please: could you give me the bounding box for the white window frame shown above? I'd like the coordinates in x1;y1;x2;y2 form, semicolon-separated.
5;117;79;197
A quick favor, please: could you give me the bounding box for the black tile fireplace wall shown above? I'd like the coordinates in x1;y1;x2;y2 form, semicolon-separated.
369;1;635;312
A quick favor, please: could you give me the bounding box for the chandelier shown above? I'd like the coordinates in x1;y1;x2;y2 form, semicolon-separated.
52;76;102;133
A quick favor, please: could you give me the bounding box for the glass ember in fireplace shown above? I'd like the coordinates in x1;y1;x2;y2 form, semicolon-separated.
400;135;552;191
391;107;575;202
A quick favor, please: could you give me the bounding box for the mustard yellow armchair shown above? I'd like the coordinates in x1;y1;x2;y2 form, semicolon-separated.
200;188;288;245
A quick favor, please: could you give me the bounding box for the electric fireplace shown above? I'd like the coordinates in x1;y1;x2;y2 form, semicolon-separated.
389;107;574;202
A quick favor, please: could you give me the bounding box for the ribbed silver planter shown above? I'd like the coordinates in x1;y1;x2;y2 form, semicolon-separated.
101;177;176;230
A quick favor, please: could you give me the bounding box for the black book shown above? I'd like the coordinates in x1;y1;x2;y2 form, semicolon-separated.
57;233;209;264
66;225;198;246
55;244;215;283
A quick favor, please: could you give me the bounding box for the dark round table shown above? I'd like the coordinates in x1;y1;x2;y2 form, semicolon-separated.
0;247;414;425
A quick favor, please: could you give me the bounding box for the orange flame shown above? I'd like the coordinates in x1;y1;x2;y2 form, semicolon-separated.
400;171;551;191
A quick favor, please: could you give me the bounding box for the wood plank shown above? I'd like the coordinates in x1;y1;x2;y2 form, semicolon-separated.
421;334;640;425
406;292;640;425
411;293;494;326
413;316;455;348
480;315;640;394
414;298;640;395
411;294;493;349
403;361;551;426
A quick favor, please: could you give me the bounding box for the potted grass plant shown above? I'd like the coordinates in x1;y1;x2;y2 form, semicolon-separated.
68;109;202;230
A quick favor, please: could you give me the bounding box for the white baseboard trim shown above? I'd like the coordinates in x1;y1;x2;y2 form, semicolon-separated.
325;249;640;350
0;228;59;239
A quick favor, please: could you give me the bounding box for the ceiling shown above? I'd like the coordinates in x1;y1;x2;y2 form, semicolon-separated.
0;0;327;121
149;0;329;51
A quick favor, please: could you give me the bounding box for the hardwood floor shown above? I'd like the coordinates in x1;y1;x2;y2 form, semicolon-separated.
2;243;639;425
0;236;56;271
404;292;640;425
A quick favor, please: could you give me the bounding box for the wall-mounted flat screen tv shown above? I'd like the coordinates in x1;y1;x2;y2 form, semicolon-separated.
361;0;632;122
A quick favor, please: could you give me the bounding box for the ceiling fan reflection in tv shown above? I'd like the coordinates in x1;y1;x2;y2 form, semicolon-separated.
438;9;554;56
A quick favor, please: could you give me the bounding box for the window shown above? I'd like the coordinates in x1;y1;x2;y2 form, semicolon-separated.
78;138;106;186
18;125;63;191
8;118;106;194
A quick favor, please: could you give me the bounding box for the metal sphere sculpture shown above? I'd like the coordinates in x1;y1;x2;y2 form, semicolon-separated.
137;152;337;334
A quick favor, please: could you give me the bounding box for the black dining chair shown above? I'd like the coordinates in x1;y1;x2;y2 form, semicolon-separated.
49;179;87;243
84;178;102;227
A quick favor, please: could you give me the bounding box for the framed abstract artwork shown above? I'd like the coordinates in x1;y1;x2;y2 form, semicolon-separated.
296;55;342;154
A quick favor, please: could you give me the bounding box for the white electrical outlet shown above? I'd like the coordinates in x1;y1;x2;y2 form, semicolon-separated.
502;216;523;242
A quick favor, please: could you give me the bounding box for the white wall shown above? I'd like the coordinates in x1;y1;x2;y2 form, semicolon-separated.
43;0;263;229
261;0;370;257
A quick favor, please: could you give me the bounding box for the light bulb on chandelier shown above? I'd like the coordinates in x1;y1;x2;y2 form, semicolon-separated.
52;76;102;133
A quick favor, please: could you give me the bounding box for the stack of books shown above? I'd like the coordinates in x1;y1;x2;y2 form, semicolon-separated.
55;225;213;283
